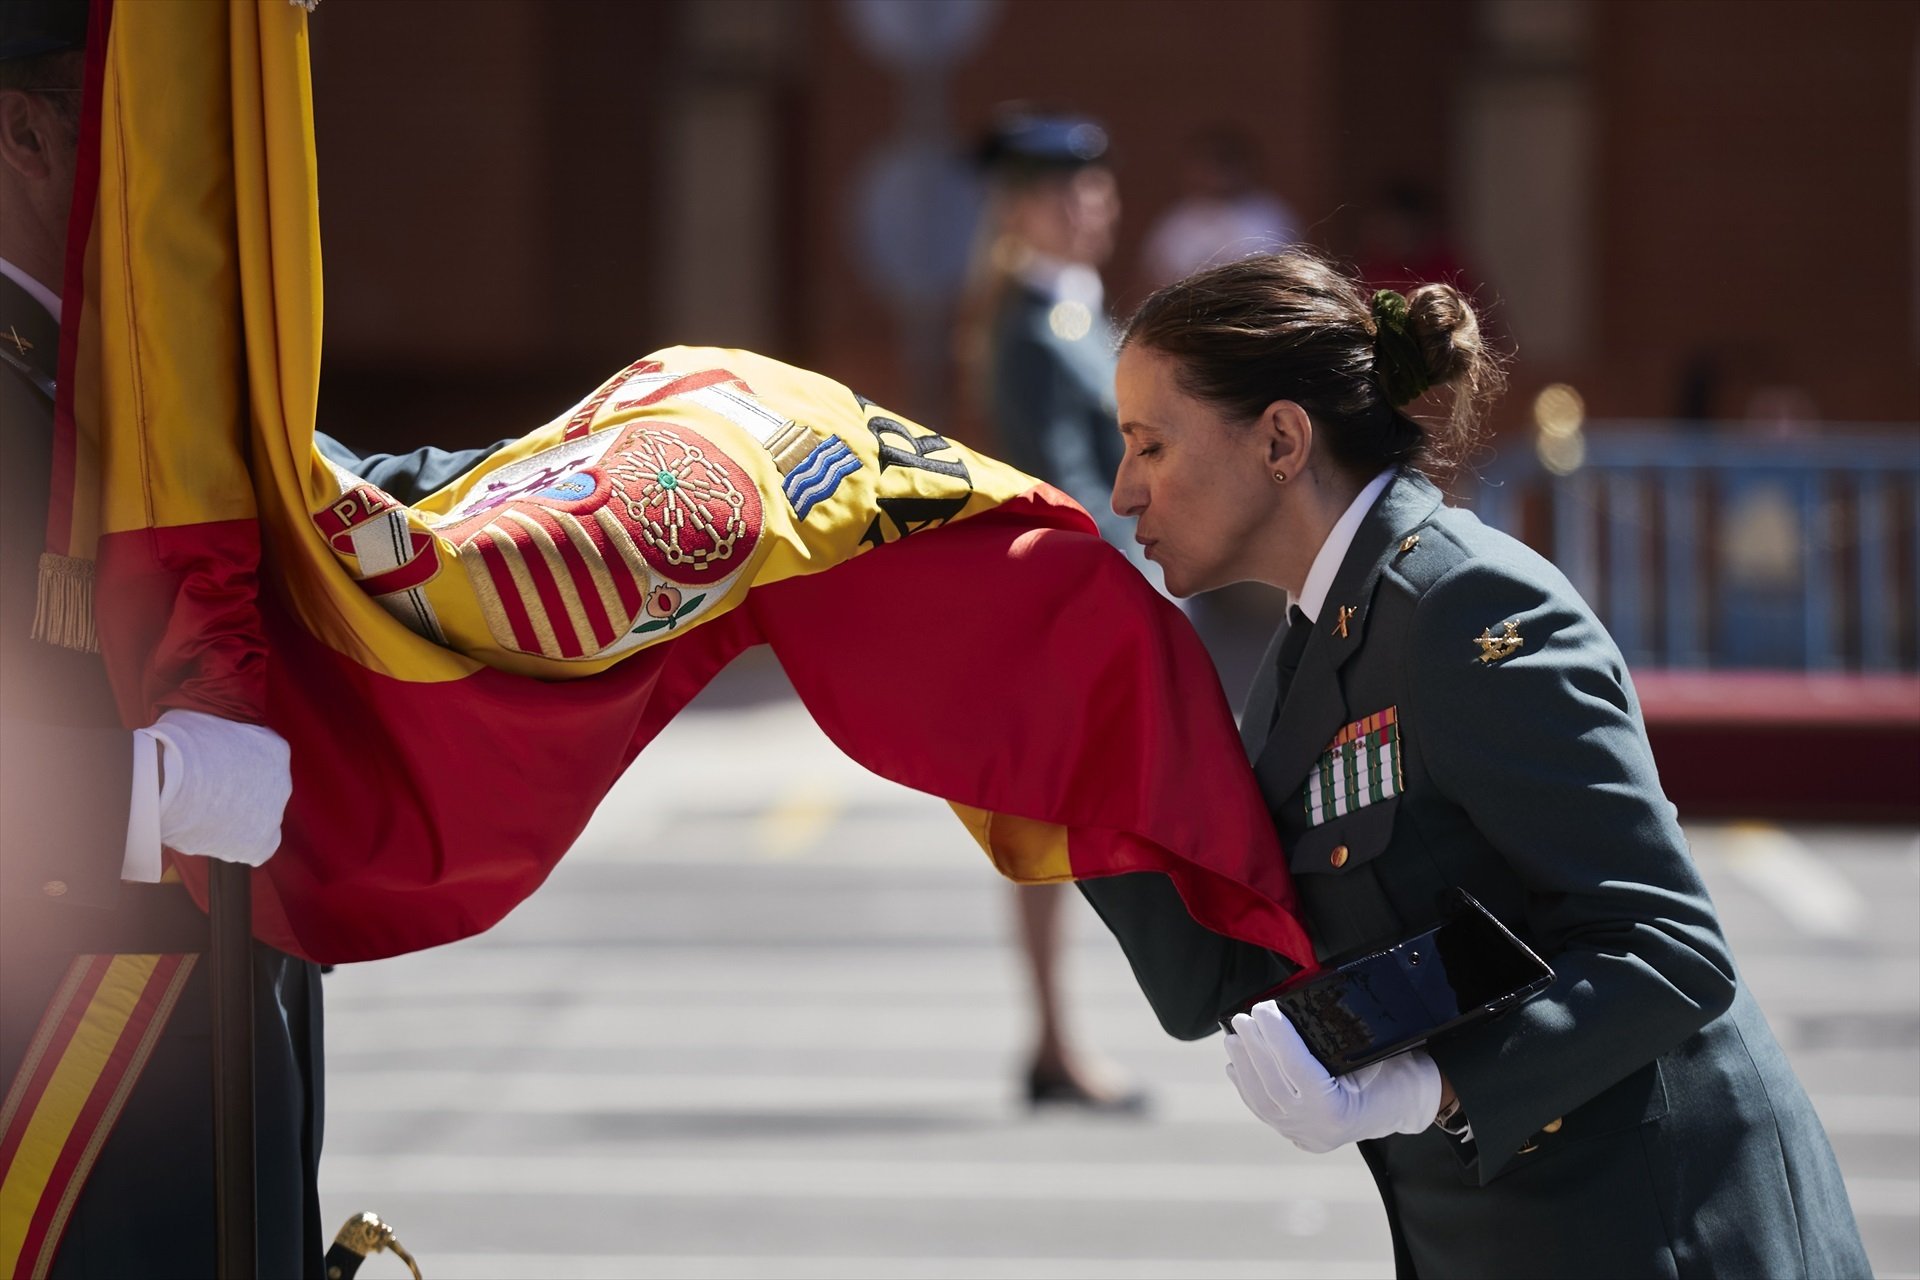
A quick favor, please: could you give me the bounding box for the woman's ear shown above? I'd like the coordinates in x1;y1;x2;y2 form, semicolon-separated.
1262;400;1313;481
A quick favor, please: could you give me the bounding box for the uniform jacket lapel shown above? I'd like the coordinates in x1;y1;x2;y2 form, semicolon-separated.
1239;627;1286;761
1251;471;1445;818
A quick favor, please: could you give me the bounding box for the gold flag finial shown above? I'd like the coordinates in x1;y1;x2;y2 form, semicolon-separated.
327;1212;421;1280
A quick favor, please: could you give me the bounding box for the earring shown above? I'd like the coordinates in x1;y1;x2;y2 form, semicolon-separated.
1272;470;1288;483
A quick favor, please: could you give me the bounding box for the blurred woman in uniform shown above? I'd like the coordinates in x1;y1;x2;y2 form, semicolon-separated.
955;108;1148;1112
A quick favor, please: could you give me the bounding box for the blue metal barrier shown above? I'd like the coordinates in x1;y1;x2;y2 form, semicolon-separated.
1466;425;1920;671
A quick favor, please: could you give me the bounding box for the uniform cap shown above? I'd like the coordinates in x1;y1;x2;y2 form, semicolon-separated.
0;0;89;64
976;110;1111;176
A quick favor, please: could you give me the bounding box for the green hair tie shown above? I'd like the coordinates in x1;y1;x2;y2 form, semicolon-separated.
1370;289;1431;407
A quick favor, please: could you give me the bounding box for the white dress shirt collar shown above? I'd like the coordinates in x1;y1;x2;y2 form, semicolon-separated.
0;254;60;323
1293;469;1396;623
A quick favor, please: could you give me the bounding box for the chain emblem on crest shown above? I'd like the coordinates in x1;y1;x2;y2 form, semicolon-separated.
607;429;755;581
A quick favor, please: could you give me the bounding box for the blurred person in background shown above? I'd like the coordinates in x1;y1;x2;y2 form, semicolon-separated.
1354;180;1470;294
960;108;1131;558
953;107;1149;1112
1080;250;1869;1278
0;3;321;1274
1140;124;1299;288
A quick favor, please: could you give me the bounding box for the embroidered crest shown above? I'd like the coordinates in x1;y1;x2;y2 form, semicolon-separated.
560;358;666;441
448;420;763;661
632;585;706;634
1300;707;1403;827
312;476;446;642
1475;620;1524;664
605;422;762;584
445;432;618;523
781;436;863;520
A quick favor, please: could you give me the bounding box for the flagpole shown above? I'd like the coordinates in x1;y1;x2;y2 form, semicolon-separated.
208;859;257;1279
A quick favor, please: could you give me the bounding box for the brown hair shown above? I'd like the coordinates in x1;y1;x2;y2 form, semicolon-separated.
1118;250;1503;478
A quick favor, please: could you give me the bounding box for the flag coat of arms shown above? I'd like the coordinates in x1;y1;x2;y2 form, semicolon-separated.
45;0;1316;971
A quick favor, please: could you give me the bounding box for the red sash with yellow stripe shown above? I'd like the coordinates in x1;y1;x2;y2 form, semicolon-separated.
0;955;199;1280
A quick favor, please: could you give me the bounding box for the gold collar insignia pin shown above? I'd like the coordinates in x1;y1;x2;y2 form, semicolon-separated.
1334;604;1357;639
1475;620;1524;664
2;325;30;356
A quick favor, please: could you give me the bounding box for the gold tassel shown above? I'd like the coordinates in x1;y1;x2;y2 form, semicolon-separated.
32;552;100;653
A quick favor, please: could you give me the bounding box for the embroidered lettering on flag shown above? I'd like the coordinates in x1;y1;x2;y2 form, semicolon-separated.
1302;707;1402;826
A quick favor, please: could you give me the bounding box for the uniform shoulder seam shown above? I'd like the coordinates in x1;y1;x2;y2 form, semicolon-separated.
1382;519;1473;597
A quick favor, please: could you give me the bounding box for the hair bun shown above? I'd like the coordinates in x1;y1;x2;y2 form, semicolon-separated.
1402;282;1482;393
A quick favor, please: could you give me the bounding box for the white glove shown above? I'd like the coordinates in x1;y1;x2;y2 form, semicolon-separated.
139;708;292;867
1224;1000;1443;1154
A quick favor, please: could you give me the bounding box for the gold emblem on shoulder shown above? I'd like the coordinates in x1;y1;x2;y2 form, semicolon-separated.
1398;534;1420;555
1334;604;1356;638
1475;620;1524;664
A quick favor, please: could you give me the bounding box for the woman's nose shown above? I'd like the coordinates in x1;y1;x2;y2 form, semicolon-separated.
1111;462;1143;519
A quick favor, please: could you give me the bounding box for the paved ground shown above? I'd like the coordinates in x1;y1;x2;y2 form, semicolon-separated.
319;652;1920;1279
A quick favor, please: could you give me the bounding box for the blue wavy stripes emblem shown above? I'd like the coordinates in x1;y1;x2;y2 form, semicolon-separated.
782;436;863;519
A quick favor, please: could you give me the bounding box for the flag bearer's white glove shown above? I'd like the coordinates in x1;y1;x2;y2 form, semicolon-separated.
1224;1000;1443;1153
139;708;292;867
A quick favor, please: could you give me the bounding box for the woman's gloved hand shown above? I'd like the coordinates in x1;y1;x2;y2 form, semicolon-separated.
1224;1000;1442;1153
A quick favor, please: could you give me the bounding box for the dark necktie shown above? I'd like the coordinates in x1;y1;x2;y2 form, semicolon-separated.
1270;605;1311;726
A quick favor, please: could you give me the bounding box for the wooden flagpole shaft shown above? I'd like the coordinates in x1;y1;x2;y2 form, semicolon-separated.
208;859;257;1279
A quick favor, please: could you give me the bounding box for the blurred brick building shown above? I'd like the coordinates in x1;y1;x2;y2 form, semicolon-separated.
310;0;1918;454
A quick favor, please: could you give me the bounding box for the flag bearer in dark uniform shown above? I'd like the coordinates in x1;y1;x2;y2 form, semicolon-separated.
0;5;322;1273
1080;250;1871;1278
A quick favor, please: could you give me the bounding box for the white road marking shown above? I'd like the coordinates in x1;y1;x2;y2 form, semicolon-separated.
319;1152;1383;1205
754;783;843;859
322;1066;1918;1136
1694;822;1867;939
393;1255;1396;1280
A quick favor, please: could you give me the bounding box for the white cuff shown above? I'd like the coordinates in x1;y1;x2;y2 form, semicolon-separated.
122;730;164;882
1401;1050;1446;1137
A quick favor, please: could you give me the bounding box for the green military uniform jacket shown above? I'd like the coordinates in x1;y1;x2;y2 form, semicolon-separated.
1082;470;1869;1279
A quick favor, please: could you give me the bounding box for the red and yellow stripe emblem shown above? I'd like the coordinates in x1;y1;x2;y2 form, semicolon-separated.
0;954;197;1279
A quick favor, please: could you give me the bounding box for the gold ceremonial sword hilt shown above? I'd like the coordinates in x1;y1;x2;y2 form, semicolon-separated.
324;1212;422;1280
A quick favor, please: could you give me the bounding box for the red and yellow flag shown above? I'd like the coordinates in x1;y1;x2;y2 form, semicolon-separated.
53;0;1314;969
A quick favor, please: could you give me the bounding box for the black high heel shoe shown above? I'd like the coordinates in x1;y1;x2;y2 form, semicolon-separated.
1024;1065;1151;1114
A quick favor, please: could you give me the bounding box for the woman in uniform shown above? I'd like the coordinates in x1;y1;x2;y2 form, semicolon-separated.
1078;250;1870;1278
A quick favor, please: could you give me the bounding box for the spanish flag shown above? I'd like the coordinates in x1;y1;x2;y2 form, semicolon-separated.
50;0;1314;970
